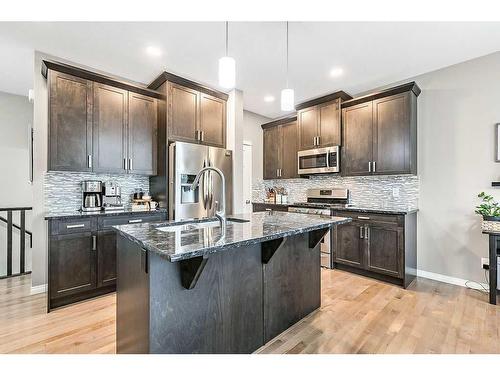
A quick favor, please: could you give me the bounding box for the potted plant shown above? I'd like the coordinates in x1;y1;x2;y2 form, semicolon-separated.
475;192;500;231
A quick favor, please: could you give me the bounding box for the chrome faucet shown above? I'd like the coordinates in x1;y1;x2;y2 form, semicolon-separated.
190;166;226;232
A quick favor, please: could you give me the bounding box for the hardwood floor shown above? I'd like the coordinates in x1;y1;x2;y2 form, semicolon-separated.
1;270;499;354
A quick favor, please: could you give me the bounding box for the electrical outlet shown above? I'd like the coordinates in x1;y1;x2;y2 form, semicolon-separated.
392;187;400;198
481;257;489;270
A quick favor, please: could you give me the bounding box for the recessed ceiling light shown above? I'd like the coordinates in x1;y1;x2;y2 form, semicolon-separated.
330;67;344;77
146;46;162;57
264;95;275;103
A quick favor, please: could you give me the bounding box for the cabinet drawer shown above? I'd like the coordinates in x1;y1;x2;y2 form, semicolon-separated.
52;218;95;235
98;213;164;229
332;211;402;226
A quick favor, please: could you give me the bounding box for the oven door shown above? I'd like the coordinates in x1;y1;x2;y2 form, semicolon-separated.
297;146;339;175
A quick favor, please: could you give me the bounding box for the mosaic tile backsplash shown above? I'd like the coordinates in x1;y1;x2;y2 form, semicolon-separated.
44;171;150;214
253;175;419;210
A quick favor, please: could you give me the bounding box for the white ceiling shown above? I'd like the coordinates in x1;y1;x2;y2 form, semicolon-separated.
1;22;500;118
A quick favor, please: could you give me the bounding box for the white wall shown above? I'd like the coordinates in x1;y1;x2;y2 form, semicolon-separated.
0;90;33;275
0;91;33;207
414;52;500;283
242;110;271;185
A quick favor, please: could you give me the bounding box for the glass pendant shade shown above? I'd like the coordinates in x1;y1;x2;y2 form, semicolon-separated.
280;88;294;111
218;56;236;89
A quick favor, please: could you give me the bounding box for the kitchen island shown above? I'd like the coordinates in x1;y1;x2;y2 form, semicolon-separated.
113;211;350;354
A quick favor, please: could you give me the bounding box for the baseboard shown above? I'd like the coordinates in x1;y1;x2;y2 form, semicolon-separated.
417;269;489;290
30;284;47;295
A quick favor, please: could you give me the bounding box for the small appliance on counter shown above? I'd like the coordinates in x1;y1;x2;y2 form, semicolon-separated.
102;182;124;211
81;180;103;212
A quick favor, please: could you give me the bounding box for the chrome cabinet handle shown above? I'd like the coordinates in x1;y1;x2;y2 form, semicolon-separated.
200;131;204;142
195;130;199;141
124;158;128;170
368;161;372;172
373;161;376;172
129;158;133;171
92;235;97;251
357;216;370;220
359;226;364;239
365;226;370;240
87;155;92;168
265;208;272;211
317;136;320;146
66;223;85;229
312;137;316;146
276;169;279;177
128;219;143;224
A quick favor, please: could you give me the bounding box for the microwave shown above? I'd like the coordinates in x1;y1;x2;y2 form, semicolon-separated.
297;146;340;175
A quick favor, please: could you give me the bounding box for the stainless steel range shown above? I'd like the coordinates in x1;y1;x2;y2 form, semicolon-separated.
289;188;350;269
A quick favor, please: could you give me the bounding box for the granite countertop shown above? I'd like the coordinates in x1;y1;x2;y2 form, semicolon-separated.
254;201;418;215
112;211;351;262
44;208;167;220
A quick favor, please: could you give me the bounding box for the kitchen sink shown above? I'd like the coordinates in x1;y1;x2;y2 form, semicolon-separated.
156;218;249;233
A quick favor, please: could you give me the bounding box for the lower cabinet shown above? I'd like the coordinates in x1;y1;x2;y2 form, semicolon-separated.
252;203;290;213
47;212;166;311
332;211;416;288
334;221;364;269
97;230;117;288
49;231;97;299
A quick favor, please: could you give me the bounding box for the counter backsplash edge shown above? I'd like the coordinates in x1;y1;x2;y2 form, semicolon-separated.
253;175;419;210
44;171;150;214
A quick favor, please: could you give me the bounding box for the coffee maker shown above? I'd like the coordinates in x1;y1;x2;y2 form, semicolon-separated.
102;181;124;211
81;180;103;212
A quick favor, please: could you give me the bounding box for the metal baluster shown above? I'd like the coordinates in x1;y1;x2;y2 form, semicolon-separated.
20;210;25;274
7;210;12;277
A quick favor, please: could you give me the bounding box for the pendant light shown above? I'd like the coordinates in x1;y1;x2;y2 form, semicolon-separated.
218;21;236;89
281;21;294;111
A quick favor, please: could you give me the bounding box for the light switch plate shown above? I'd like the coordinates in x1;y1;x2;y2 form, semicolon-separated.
392;187;400;198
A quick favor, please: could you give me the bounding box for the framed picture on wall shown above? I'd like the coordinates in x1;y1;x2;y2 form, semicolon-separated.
496;124;500;162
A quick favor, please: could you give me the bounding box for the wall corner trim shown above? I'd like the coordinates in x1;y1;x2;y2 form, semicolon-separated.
416;269;489;290
30;283;47;295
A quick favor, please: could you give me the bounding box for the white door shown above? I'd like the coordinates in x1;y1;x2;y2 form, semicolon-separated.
242;142;253;213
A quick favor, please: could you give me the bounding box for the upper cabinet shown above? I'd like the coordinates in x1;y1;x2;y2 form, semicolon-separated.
296;91;352;150
128;93;158;175
92;83;128;174
341;82;419;176
48;71;93;172
44;60;161;176
150;73;228;149
262;117;299;180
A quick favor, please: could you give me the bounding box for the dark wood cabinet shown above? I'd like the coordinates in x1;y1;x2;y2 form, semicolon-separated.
332;211;416;288
45;62;159;175
298;98;342;150
318;99;341;146
48;71;93;172
128;92;158;175
199;93;226;148
280;121;299;178
342;102;373;176
365;224;403;278
263;125;281;179
333;221;364;269
49;231;96;299
168;82;199;143
341;82;419;176
252;203;290;212
262;117;298;180
92;83;128;174
47;211;166;311
372;92;415;175
166;82;226;148
97;230;117;288
298;107;318;150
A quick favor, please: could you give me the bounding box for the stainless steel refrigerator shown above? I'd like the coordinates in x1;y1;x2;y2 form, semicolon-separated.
168;142;233;220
